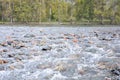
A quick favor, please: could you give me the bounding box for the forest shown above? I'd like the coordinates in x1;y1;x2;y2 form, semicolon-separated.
0;0;120;24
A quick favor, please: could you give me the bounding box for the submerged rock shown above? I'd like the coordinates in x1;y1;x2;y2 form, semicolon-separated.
41;46;52;51
24;34;35;38
111;69;120;76
0;59;8;64
2;49;8;52
0;65;5;71
8;54;14;58
0;42;7;47
7;41;13;45
113;45;120;53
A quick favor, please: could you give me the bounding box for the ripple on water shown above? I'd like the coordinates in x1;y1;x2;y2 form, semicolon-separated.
0;26;120;80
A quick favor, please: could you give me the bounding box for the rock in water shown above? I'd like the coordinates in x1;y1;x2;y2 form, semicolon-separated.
7;41;13;45
0;59;8;64
24;34;35;38
111;66;120;76
113;45;120;53
41;46;52;51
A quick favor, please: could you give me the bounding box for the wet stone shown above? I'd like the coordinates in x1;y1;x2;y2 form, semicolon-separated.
59;62;77;77
111;53;120;57
54;62;67;72
9;63;24;70
115;53;120;57
17;52;24;55
98;57;113;63
37;70;55;80
67;53;81;59
2;49;8;52
90;76;106;80
85;48;97;53
96;43;107;48
77;75;106;80
41;46;52;51
8;54;14;58
24;34;35;38
0;59;8;64
14;56;23;61
113;45;120;53
0;43;7;47
94;32;99;37
13;45;25;49
84;44;91;47
77;76;90;80
7;41;13;45
111;69;120;76
98;58;120;70
37;63;52;69
0;65;5;71
116;76;120;80
85;68;99;75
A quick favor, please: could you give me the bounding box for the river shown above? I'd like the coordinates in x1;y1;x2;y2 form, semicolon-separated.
0;25;120;80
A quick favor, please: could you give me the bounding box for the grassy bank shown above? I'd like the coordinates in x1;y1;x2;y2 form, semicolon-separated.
0;21;120;26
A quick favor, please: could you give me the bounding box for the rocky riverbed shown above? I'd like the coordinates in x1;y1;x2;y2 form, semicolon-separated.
0;26;120;80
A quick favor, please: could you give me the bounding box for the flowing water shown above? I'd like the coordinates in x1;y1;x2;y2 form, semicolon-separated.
0;25;120;80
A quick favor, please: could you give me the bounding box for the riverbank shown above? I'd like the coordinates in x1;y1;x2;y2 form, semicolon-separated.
0;21;120;26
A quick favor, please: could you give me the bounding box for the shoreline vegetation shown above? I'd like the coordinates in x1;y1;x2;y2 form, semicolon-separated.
0;0;120;25
0;21;120;26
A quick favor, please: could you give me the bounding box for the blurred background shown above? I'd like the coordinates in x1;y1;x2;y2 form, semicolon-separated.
0;0;120;25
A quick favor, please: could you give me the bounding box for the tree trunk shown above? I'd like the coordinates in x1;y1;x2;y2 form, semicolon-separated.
10;1;14;23
58;5;60;24
100;15;104;24
49;7;51;22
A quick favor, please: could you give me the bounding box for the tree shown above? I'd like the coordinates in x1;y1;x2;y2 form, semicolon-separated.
94;0;106;24
0;0;119;24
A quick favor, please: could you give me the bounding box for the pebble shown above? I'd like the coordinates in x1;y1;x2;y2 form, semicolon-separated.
2;49;8;52
41;46;52;51
0;59;8;64
7;41;13;45
111;69;120;76
24;34;35;38
8;54;14;58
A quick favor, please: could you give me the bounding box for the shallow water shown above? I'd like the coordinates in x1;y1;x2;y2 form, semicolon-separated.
0;25;120;80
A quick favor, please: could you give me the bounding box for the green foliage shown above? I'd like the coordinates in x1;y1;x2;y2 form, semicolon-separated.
0;0;120;24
